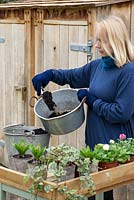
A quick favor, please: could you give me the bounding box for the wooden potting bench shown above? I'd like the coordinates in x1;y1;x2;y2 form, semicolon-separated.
0;162;134;200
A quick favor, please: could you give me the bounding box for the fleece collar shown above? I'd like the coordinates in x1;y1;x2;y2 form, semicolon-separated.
101;56;117;69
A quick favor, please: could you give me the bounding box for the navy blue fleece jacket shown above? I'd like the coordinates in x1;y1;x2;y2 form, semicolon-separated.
50;59;134;149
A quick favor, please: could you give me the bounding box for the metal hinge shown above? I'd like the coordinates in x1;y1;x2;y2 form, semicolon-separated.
0;38;5;43
70;39;92;61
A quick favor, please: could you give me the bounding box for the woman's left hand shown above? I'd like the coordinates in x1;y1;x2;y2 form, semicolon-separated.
77;89;97;108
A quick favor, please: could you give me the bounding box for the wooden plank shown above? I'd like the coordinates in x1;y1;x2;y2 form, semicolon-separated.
0;0;106;9
0;159;134;199
0;0;105;5
67;25;80;147
58;24;70;145
0;23;25;131
110;1;131;36
43;24;60;72
0;2;107;10
77;25;88;65
24;10;34;125
87;7;97;59
0;20;25;24
97;0;130;6
59;25;69;68
0;0;131;9
114;186;127;200
76;25;88;148
68;24;88;148
34;11;44;126
44;20;88;26
0;24;5;133
127;184;134;200
12;24;25;123
58;163;134;194
43;24;60;146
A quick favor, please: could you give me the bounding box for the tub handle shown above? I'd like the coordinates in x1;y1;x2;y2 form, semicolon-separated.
29;88;45;108
29;96;38;108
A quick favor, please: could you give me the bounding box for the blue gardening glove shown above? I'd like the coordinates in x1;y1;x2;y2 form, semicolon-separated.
77;89;97;109
77;89;89;102
32;69;54;96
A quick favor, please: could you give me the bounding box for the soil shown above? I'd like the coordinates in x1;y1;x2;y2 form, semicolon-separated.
42;91;71;118
13;154;32;159
28;158;42;164
49;110;70;118
42;91;57;111
24;128;48;135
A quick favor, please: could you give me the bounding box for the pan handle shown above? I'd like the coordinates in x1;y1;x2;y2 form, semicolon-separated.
29;96;38;108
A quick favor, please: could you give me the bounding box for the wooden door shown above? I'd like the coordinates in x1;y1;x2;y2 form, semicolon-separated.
0;23;25;133
40;20;88;148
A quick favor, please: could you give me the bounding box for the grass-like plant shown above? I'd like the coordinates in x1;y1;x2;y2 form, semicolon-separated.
29;143;46;162
12;139;30;158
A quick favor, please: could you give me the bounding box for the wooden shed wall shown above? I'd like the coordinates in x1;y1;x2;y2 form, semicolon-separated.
0;10;32;133
0;1;134;199
31;0;134;148
0;0;134;149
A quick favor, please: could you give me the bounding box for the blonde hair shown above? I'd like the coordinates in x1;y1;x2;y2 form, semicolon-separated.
96;15;134;67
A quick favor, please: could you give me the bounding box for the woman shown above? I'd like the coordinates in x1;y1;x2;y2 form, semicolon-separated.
32;15;134;200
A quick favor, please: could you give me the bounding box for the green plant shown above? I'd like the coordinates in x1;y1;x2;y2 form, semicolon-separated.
80;146;94;159
116;134;133;163
12;139;30;158
45;143;80;181
27;143;96;200
57;174;95;200
115;144;130;163
117;134;134;155
29;143;46;162
117;134;128;148
93;139;130;164
93;143;116;163
126;138;134;155
79;146;98;173
45;143;95;199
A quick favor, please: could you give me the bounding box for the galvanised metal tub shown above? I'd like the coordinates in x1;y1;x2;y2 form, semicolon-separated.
34;88;85;135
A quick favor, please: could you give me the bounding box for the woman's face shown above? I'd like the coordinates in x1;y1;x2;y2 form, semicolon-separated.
94;28;113;57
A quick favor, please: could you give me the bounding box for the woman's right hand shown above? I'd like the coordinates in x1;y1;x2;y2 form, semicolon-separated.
32;69;54;96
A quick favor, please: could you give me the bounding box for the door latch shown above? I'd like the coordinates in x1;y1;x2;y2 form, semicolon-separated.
14;86;27;101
